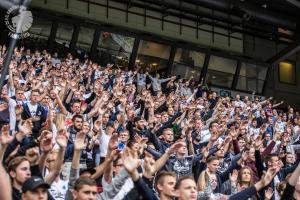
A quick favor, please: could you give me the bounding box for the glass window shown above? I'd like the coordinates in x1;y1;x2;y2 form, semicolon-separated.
54;23;74;57
75;26;95;60
96;32;135;68
236;62;268;93
136;40;171;73
55;23;74;45
206;55;237;88
279;61;296;85
22;18;52;51
172;48;205;79
29;18;52;40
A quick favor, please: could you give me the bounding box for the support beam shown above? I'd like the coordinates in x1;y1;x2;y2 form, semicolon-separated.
167;46;176;74
69;25;80;55
128;37;140;70
231;61;241;89
199;54;210;83
266;41;300;65
47;20;58;53
90;28;101;61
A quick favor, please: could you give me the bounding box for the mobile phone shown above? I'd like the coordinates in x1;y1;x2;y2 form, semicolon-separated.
118;143;125;151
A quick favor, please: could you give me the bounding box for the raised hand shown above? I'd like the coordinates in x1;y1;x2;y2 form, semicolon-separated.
273;132;281;141
143;156;155;178
26;147;40;165
134;134;148;146
15;104;24;116
122;148;142;174
230;169;238;183
229;128;238;140
98;106;106;116
74;131;87;150
254;135;263;150
0;125;14;146
210;132;218;142
201;147;209;161
102;92;110;102
168;141;186;155
106;148;122;163
56;129;68;148
113;121;120;130
0;103;8;112
40;131;53;153
265;187;274;200
18;119;33;135
108;133;118;151
223;136;232;145
261;167;277;187
241;151;249;163
93;120;102;132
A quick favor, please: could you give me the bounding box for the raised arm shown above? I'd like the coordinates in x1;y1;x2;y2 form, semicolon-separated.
0;128;12;200
54;92;68;115
103;133;118;184
154;141;186;172
92;134;120;182
123;147;159;200
44;129;67;184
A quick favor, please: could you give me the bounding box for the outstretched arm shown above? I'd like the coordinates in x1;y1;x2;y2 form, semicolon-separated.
0;161;11;200
0;125;13;200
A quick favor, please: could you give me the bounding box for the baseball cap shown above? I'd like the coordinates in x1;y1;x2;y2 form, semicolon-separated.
22;176;50;193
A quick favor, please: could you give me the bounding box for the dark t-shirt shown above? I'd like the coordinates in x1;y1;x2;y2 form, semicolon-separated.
281;182;296;200
12;187;22;200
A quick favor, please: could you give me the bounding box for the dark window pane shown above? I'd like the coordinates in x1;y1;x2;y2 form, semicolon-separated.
206;55;237;87
236;77;264;93
239;63;267;80
208;55;237;74
136;40;171;72
174;48;205;68
75;27;95;59
29;18;52;40
24;18;52;50
237;62;268;93
54;23;74;57
206;70;234;88
96;32;135;67
172;49;205;79
55;23;74;45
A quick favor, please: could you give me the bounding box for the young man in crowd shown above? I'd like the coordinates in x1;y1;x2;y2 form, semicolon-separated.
21;176;50;200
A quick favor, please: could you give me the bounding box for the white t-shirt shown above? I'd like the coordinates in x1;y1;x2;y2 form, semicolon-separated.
274;175;281;200
49;178;68;200
99;133;111;157
200;129;211;142
249;127;260;137
27;102;38;116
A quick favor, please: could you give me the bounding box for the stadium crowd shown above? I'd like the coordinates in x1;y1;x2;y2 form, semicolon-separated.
0;44;300;200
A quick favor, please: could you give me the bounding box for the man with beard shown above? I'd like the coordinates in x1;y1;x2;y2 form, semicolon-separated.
67;114;84;147
63;114;85;180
